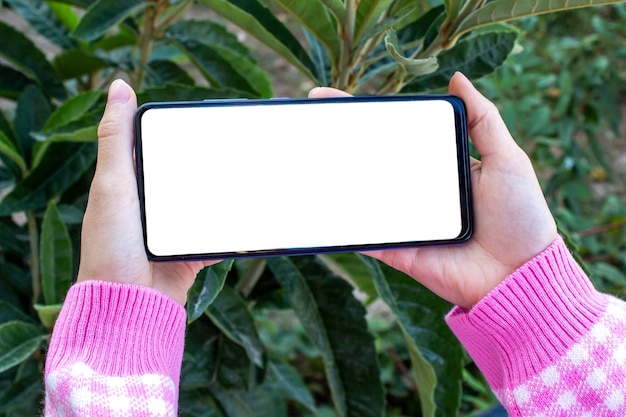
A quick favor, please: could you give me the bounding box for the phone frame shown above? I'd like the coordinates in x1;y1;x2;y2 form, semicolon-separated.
135;95;473;261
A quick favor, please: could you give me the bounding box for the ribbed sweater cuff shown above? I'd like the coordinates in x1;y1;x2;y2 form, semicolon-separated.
45;281;187;385
446;235;608;390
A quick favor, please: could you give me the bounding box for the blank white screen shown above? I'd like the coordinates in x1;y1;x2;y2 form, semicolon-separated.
139;99;464;257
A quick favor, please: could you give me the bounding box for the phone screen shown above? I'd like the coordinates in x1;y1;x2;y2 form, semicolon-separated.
135;96;472;260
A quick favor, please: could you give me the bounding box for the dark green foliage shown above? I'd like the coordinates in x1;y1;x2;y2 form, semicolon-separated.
0;1;624;416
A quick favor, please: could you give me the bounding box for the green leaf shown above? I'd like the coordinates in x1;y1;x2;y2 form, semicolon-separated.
33;108;102;147
267;256;384;417
0;142;96;215
179;390;225;417
267;354;316;413
208;384;255;417
187;260;234;323
53;49;108;80
215;335;262;390
0;130;27;175
206;286;265;367
453;0;626;39
33;303;63;328
167;21;272;97
320;253;378;304
396;5;445;44
198;0;319;82
145;60;195;87
166;19;252;57
272;0;341;67
0;65;34;100
0;301;34;324
5;0;77;49
320;0;345;21
72;0;147;42
361;257;463;417
0;21;65;100
401;30;518;92
137;85;247;104
40;202;73;305
43;91;102;131
0;371;43;414
443;0;464;22
0;221;29;257
0;321;43;373
181;318;220;389
15;85;52;165
355;0;394;42
48;1;81;31
385;30;439;75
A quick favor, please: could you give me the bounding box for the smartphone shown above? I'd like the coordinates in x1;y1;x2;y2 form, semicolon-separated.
135;95;473;261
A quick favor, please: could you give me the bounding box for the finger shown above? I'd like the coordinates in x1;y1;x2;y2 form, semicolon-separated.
308;86;352;98
448;72;518;159
95;79;138;181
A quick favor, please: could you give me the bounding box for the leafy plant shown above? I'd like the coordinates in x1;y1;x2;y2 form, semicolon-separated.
0;1;625;416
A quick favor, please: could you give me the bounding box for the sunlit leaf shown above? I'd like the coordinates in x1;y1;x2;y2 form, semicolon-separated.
453;0;626;39
48;1;81;31
33;303;63;328
43;91;102;131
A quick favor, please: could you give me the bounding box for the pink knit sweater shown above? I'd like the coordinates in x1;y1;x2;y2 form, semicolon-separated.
44;236;626;416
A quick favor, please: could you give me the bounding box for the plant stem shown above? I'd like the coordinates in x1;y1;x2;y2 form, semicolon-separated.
28;211;40;305
133;2;159;90
236;258;266;298
337;0;357;90
155;0;193;36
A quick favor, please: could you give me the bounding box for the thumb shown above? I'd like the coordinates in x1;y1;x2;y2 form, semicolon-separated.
95;79;137;182
448;72;518;160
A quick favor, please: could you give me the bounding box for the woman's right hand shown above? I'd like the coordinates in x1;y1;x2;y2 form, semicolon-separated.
313;73;558;309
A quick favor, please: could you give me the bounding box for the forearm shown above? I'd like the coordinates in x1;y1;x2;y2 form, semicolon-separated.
44;281;186;416
448;236;626;416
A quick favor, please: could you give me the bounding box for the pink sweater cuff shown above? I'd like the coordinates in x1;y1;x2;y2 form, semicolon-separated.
446;236;608;390
45;281;187;385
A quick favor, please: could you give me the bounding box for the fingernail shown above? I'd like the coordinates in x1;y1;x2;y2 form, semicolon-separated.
108;79;132;104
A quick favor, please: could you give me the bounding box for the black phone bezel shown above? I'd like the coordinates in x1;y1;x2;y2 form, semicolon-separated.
134;95;473;261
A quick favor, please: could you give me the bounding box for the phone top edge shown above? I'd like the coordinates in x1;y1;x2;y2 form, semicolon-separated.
136;94;466;113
